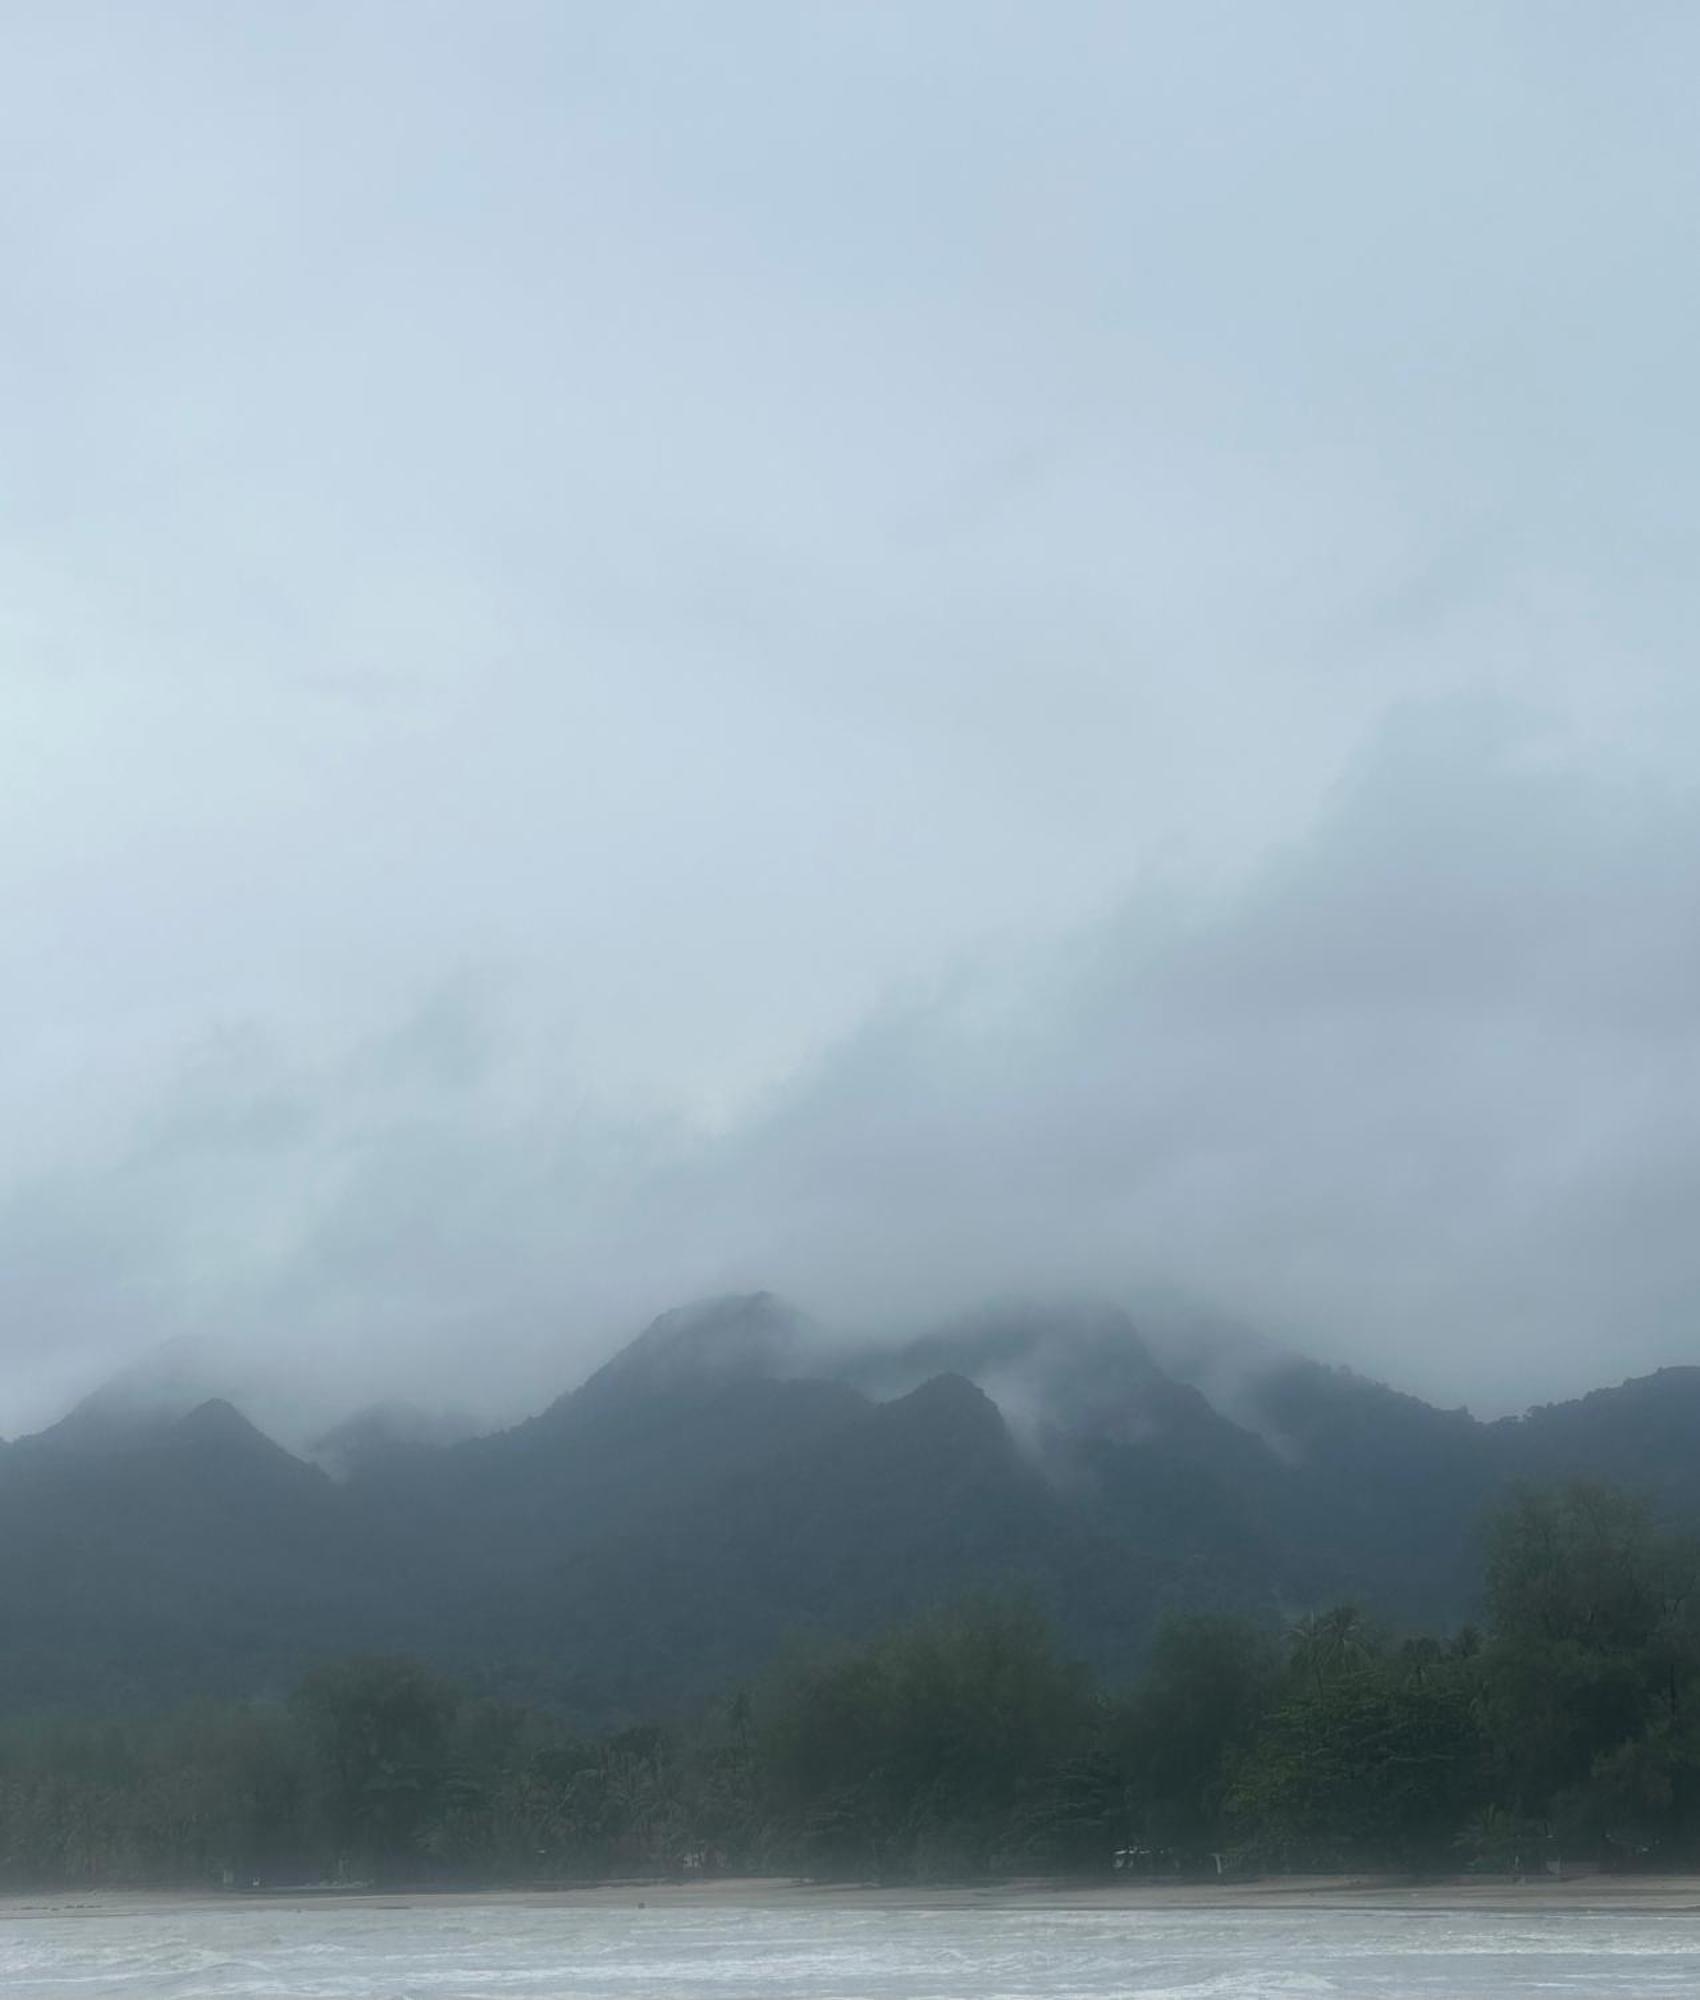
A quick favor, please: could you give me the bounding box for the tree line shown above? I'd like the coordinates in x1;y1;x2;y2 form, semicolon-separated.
4;1482;1700;1889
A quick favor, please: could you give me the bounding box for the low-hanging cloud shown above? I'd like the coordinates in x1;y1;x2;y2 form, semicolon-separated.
5;705;1697;1436
663;705;1700;1410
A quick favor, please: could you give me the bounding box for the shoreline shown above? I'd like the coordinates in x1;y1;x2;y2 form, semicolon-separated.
9;1872;1700;1919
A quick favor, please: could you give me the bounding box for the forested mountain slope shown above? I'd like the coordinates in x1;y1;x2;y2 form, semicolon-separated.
6;1291;1700;1720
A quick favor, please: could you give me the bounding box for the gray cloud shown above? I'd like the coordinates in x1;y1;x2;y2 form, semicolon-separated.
5;707;1698;1433
4;6;1700;1431
679;707;1700;1409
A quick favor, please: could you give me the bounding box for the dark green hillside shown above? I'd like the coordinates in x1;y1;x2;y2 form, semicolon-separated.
7;1292;1700;1723
0;1400;389;1709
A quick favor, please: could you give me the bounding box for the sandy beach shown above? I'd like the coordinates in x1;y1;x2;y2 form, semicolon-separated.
9;1872;1700;1921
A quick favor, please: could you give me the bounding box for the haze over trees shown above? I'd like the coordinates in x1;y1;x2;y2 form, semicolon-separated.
6;1486;1700;1889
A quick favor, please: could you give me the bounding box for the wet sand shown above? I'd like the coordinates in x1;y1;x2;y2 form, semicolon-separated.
9;1872;1700;1920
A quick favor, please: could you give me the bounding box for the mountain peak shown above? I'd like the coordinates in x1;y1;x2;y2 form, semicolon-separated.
175;1397;270;1444
51;1336;230;1444
573;1292;808;1406
884;1369;1007;1430
156;1399;329;1493
844;1295;1168;1428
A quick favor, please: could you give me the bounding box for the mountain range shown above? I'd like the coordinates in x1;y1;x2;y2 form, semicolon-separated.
5;1292;1699;1722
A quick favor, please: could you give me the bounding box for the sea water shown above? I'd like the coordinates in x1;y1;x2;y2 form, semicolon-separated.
5;1898;1700;1999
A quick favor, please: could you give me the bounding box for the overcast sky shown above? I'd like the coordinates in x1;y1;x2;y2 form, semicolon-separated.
5;2;1700;1436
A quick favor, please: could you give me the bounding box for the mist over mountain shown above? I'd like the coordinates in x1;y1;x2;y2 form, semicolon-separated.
12;707;1700;1450
7;1288;1700;1725
9;8;1700;1446
7;8;1700;1863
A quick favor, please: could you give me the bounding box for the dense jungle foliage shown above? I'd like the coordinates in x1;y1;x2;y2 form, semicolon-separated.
5;1484;1700;1890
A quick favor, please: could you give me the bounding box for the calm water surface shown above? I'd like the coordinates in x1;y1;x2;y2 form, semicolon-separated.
5;1900;1700;1999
